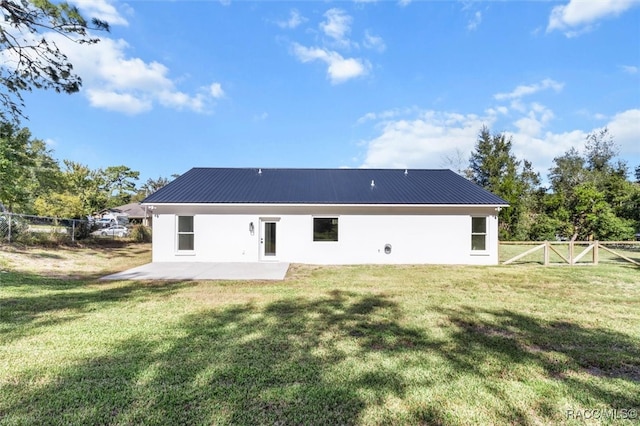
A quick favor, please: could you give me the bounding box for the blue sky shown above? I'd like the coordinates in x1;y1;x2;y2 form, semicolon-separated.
20;0;640;186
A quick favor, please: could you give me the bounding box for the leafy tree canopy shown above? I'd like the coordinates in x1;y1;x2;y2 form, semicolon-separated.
1;0;108;123
0;121;60;212
103;165;140;207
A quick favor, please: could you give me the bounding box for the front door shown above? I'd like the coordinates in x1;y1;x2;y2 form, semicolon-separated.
260;220;278;260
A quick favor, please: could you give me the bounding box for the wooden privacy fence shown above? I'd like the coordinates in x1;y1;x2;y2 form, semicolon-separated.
501;241;640;266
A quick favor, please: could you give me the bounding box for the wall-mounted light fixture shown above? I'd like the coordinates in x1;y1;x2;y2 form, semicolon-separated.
249;221;255;235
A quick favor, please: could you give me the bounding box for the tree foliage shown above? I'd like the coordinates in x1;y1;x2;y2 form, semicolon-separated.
1;0;109;123
33;191;83;218
102;165;140;206
0;121;60;211
469;126;638;241
468;126;542;240
544;128;635;240
33;161;143;217
131;176;172;202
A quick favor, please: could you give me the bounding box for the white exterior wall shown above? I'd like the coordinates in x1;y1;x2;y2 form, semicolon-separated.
149;205;501;265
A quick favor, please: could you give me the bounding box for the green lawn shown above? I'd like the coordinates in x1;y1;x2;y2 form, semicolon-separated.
1;245;639;425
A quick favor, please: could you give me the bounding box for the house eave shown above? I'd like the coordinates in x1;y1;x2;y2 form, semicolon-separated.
141;202;509;208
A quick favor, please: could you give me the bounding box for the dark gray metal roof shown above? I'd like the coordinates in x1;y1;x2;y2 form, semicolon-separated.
143;168;509;205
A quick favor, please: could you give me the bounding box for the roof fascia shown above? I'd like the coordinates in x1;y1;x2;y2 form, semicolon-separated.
141;202;509;208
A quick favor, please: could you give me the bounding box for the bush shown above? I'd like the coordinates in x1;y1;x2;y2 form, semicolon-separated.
71;220;93;240
130;225;151;243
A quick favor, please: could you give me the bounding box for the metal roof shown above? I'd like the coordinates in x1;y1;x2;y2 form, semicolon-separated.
142;168;509;206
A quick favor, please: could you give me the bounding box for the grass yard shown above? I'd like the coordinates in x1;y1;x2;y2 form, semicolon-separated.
1;244;639;425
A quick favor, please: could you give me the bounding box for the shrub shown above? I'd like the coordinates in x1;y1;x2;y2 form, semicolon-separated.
71;220;92;240
130;225;152;243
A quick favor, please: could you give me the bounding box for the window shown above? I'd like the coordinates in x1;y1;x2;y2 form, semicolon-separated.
471;217;487;251
177;216;194;251
313;217;338;241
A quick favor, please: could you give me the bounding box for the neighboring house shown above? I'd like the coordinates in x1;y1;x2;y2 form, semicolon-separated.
99;203;152;226
142;168;508;265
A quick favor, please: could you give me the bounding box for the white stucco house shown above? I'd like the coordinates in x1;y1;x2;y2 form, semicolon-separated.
142;168;508;265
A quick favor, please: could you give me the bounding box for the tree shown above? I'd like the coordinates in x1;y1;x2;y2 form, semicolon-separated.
142;176;170;194
0;122;33;210
468;126;541;240
548;148;586;196
0;121;59;212
570;183;634;240
441;148;471;177
61;160;106;215
131;176;171;202
468;126;517;192
584;128;616;173
545;129;637;240
1;0;109;123
34;191;84;218
102;165;140;206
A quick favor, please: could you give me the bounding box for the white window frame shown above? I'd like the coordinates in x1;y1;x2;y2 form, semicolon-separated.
471;216;488;254
176;215;195;254
313;216;339;242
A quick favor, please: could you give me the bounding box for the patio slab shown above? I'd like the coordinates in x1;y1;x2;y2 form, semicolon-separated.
100;262;290;281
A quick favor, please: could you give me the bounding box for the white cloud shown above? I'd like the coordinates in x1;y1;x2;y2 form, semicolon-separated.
621;65;639;74
158;90;206;112
288;7;384;84
70;0;129;27
292;43;369;84
277;9;306;29
360;110;494;169
86;90;152;114
506;109;639;176
357;104;576;176
608;109;640;154
494;78;564;101
485;106;509;116
356;107;419;124
547;0;640;36
467;11;482;31
359;103;640;182
209;83;225;98
513;103;555;137
45;34;222;114
363;30;386;52
320;8;353;48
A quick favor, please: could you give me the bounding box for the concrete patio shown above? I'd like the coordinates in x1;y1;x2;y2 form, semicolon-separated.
100;262;290;281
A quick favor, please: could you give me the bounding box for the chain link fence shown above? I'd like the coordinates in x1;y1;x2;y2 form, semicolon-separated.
0;212;116;244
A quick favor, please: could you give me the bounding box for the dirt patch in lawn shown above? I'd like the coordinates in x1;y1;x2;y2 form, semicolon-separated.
0;243;151;278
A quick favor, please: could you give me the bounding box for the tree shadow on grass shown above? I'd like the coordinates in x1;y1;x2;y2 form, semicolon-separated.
0;271;190;343
2;291;639;425
2;291;428;425
434;307;640;412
